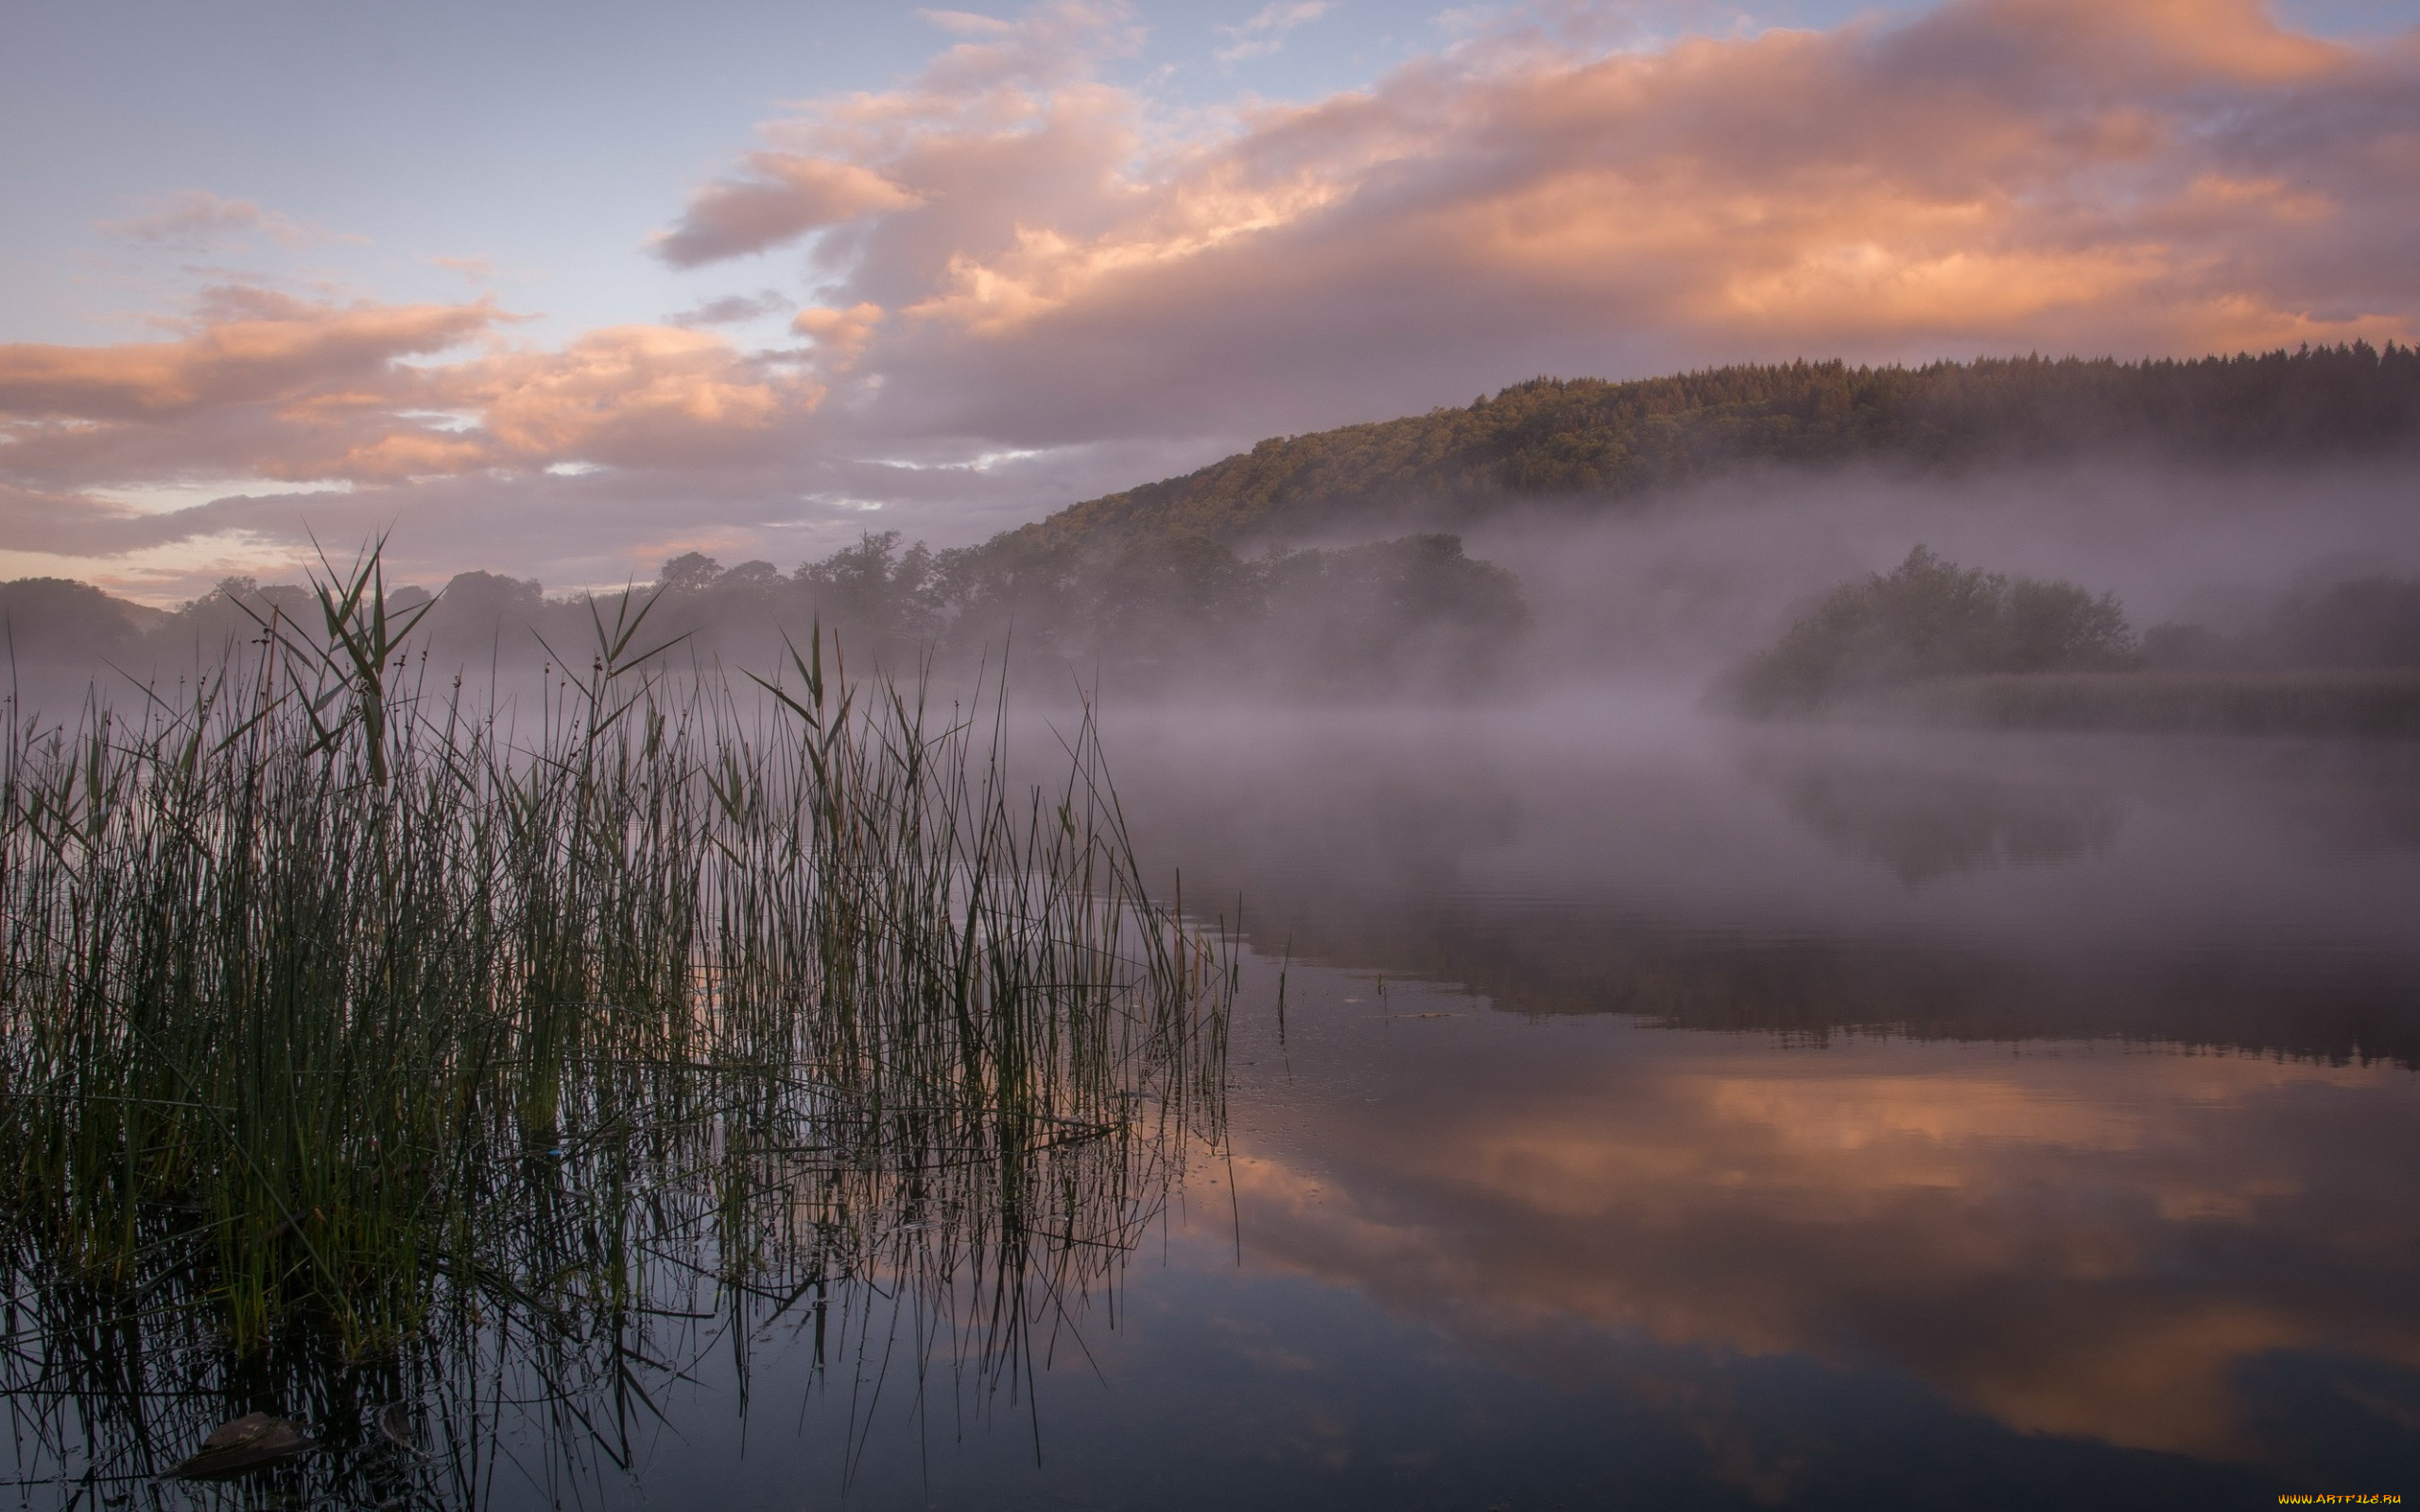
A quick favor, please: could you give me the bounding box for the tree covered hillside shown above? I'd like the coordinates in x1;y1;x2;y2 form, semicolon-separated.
1029;345;2420;548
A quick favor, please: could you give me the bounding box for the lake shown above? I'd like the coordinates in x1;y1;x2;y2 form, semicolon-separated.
9;698;2417;1508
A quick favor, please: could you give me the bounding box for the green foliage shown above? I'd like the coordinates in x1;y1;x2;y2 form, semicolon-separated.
1736;547;2137;713
1031;344;2420;544
0;546;1231;1366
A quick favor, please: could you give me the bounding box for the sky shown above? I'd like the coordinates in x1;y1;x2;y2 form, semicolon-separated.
3;0;2416;600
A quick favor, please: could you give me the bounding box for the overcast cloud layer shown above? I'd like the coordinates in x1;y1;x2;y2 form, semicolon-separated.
4;0;2416;599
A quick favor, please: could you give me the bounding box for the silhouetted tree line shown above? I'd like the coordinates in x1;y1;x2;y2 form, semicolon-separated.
1;531;1529;697
13;346;2415;700
1041;344;2420;544
620;529;1529;693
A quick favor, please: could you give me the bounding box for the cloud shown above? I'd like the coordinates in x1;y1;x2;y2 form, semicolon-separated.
790;301;886;369
655;0;2419;453
0;289;813;504
460;325;800;466
647;2;1142;273
650;155;921;266
666;289;791;327
1215;1;1330;63
432;254;497;284
17;0;2420;594
0;288;500;421
98;190;356;250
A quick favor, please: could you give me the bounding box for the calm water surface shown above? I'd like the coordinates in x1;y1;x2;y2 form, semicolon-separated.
14;705;2420;1508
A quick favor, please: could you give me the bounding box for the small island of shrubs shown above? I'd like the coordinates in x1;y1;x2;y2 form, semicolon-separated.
1737;548;2420;738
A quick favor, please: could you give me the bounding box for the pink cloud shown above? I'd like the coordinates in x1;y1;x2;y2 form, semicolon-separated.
650;155;921;266
98;190;360;250
655;0;2418;448
11;0;2420;593
790;301;885;371
0;291;812;496
0;290;498;421
456;325;803;466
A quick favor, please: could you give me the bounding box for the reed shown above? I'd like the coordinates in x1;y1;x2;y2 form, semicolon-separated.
0;543;1231;1395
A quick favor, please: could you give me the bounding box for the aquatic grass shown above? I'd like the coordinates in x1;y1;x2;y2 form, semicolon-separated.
0;542;1231;1413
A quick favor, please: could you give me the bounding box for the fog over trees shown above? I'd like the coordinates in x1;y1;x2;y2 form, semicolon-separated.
7;346;2417;709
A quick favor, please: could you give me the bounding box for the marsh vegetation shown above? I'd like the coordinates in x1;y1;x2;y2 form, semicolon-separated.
0;549;1232;1499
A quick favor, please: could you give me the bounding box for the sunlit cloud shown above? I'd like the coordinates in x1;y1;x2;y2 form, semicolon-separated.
0;285;818;571
651;0;2419;452
9;0;2418;596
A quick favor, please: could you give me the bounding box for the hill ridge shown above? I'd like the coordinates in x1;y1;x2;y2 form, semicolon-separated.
1017;346;2420;549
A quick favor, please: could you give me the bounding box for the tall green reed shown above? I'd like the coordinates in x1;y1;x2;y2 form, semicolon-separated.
0;546;1230;1374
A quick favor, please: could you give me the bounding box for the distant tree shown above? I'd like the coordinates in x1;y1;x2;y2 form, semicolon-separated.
2005;577;2135;674
714;560;783;597
1736;546;2136;713
0;577;147;663
795;532;942;649
657;553;723;592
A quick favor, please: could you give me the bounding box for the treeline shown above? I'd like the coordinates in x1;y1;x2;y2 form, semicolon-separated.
638;529;1529;693
1039;344;2420;546
1;529;1530;697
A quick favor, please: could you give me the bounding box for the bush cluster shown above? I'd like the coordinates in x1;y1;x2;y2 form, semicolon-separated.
1736;547;2137;713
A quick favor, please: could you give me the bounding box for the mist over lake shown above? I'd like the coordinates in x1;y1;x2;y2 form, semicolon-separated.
9;1;2420;1505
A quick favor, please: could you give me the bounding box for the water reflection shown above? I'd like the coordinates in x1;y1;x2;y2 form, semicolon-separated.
1092;702;2420;1500
1107;705;2420;1064
1749;745;2121;885
1215;969;2420;1497
1;1072;1216;1508
10;700;2412;1506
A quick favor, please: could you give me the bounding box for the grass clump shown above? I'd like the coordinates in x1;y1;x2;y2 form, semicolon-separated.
0;545;1231;1372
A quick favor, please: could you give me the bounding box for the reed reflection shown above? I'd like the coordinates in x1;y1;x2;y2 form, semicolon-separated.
3;1085;1208;1508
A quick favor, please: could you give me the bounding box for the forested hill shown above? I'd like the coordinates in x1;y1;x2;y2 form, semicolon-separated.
1029;346;2420;548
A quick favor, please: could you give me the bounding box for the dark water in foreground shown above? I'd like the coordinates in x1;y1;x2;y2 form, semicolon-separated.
12;704;2420;1508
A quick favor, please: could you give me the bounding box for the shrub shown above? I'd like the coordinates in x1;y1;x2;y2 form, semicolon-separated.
1736;546;2136;713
